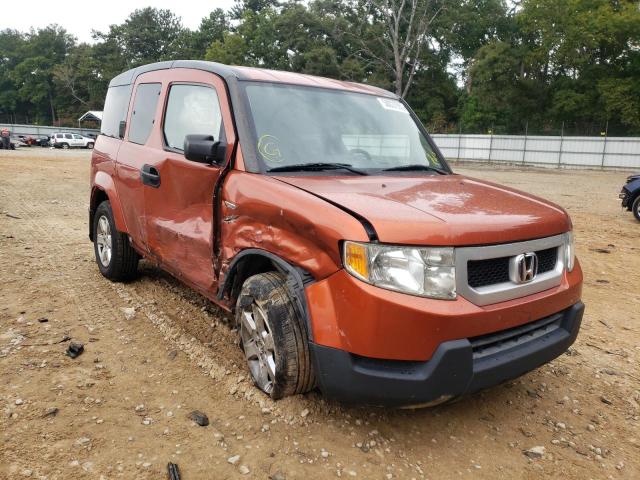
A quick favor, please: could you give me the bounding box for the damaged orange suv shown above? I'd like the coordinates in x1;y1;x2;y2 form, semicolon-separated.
90;61;584;407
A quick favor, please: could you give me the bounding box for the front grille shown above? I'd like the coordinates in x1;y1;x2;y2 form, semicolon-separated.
470;313;563;360
467;247;558;289
467;257;509;288
536;247;558;274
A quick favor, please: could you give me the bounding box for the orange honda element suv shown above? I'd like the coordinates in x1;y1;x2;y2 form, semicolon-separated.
90;61;584;407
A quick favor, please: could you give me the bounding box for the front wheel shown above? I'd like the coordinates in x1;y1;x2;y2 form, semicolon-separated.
93;201;139;281
235;272;315;399
633;196;640;222
86;142;94;149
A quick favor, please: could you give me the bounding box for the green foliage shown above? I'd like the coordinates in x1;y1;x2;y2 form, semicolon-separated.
1;1;639;134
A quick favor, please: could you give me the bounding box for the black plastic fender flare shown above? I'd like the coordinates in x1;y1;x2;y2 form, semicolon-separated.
217;248;316;341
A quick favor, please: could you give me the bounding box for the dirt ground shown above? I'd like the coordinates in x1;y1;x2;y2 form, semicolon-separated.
0;148;638;480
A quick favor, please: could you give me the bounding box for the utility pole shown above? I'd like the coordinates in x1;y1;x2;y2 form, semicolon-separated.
522;121;528;164
600;120;609;168
557;121;564;168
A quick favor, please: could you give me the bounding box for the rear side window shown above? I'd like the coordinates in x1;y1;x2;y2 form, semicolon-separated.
163;84;222;151
101;85;132;138
73;134;82;139
128;83;161;145
64;134;72;139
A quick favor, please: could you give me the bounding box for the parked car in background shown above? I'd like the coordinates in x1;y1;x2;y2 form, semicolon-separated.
0;138;16;150
620;174;640;221
35;135;51;147
18;135;36;146
52;133;95;149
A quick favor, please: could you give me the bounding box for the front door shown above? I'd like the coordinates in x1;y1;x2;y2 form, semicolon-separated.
72;134;84;147
141;69;236;292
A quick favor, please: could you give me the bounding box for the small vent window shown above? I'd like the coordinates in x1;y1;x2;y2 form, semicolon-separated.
101;85;132;138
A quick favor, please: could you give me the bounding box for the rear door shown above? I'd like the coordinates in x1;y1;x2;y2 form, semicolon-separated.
114;81;163;250
140;68;236;292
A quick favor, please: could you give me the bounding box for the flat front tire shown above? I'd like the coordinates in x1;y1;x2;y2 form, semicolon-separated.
93;201;139;281
235;272;315;400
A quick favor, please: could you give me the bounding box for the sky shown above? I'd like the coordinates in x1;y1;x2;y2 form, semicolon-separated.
4;0;236;43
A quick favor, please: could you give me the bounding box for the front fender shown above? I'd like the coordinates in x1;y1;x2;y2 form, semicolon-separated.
219;171;370;282
92;170;128;233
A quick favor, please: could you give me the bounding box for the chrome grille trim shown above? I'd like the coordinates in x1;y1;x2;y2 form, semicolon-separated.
455;234;566;306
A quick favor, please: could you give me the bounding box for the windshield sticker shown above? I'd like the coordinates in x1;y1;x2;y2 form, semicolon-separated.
377;98;409;114
257;134;283;163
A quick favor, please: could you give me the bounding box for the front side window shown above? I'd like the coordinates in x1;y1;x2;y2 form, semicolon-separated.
244;83;446;174
129;83;161;145
163;84;222;151
73;134;82;139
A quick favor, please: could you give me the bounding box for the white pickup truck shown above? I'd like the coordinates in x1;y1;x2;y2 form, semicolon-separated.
51;133;95;149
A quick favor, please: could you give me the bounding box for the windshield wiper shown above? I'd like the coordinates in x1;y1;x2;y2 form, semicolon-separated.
382;164;448;175
268;162;369;176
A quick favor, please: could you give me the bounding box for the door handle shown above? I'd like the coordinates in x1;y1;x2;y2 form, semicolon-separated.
141;164;160;188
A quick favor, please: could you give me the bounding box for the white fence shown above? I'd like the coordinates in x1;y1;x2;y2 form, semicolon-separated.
0;123;100;137
431;134;640;170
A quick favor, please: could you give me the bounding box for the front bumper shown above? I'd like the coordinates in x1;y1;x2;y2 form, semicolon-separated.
620;188;630;208
311;302;584;407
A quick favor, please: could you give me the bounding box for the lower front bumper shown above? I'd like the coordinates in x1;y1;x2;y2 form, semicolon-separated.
620;190;630;209
311;302;584;407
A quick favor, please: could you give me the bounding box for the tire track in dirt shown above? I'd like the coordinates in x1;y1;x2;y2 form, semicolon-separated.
3;151;639;479
0;185;303;419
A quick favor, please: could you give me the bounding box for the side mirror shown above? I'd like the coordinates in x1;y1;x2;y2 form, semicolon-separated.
118;121;126;139
184;134;226;165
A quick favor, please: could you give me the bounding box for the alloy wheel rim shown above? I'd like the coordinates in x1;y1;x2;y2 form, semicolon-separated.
239;301;276;394
96;215;112;267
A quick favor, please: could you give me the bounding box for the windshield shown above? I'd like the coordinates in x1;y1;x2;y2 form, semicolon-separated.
243;83;447;174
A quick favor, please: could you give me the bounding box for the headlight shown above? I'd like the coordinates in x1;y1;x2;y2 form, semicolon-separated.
343;241;456;299
564;231;575;272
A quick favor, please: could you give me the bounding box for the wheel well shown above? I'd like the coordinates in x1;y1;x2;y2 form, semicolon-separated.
226;254;279;307
89;189;109;240
219;250;315;341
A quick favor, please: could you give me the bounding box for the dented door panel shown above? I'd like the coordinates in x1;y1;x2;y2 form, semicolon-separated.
135;69;237;293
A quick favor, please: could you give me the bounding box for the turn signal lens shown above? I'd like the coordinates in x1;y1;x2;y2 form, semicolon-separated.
344;242;369;280
564;231;575;272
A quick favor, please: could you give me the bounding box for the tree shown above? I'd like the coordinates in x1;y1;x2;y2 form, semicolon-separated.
189;9;229;58
94;8;187;67
351;0;446;97
11;26;75;124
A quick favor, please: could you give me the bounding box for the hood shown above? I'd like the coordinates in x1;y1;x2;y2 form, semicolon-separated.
626;174;640;183
274;174;571;246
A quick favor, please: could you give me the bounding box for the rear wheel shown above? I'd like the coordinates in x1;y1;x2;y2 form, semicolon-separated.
632;196;640;222
93;201;139;281
61;143;69;149
235;272;315;399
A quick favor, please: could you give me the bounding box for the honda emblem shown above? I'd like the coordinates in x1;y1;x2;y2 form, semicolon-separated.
509;252;538;284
